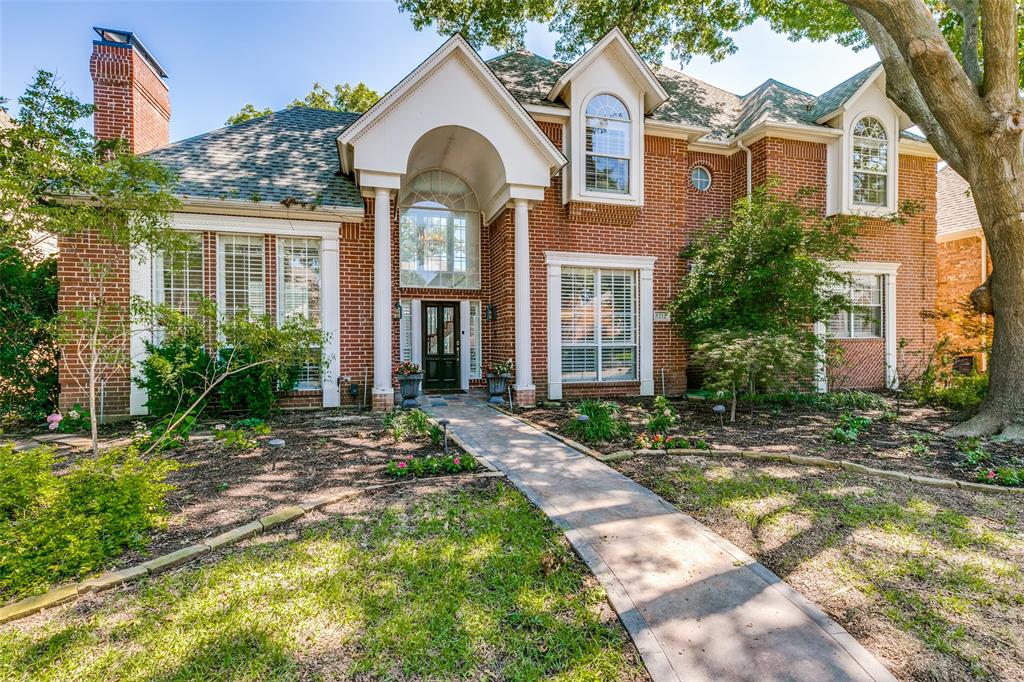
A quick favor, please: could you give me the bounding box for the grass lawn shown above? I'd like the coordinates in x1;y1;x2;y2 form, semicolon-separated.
0;479;648;681
614;454;1023;681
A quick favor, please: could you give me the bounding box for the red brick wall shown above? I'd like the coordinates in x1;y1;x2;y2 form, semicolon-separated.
936;235;990;366
89;42;169;154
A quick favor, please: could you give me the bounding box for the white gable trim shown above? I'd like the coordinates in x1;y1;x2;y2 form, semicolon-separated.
546;27;668;113
337;34;565;175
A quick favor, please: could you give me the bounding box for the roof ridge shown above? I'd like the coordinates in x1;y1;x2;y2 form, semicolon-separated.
653;63;740;101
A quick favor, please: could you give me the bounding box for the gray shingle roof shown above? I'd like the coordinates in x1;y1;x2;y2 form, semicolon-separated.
807;64;879;122
145;107;363;209
936;165;980;237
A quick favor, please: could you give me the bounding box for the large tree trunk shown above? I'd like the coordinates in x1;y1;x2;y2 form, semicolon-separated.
945;136;1024;440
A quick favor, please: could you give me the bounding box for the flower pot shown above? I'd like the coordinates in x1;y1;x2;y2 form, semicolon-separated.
397;373;423;408
486;373;511;405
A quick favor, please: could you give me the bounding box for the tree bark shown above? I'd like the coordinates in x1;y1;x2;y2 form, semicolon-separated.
945;136;1024;439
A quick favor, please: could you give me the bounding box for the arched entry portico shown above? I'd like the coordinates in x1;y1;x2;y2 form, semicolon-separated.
336;35;565;409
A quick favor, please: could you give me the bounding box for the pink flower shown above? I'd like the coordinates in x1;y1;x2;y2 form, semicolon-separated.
987;470;997;479
397;461;407;469
454;457;461;465
46;413;62;431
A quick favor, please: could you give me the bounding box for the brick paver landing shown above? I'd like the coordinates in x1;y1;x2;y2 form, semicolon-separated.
425;398;896;682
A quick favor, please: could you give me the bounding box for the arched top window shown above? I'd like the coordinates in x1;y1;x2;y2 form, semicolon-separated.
851;116;889;207
399;170;481;290
585;94;631;195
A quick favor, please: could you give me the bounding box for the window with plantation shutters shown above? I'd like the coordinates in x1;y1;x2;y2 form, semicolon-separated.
560;267;637;382
278;237;322;390
830;274;884;339
217;234;265;320
155;233;203;315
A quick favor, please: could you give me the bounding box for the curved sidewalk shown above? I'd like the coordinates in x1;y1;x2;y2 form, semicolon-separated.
425;397;896;682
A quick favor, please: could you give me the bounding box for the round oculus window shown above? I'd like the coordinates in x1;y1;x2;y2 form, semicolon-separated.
690;165;711;192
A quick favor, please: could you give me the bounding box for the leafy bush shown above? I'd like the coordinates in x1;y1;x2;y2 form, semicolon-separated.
564;399;630;443
828;413;872;444
978;467;1023;487
956;437;990;466
385;452;477;477
212;418;271;450
145;412;197;450
137;324;214;417
912;372;988;412
750;390;889;412
50;404;90;433
382;408;435;442
0;250;58;424
634;433;708;450
645;395;679;434
0;443;176;600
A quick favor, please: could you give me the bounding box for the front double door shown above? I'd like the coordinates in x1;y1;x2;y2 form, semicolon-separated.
422;301;460;391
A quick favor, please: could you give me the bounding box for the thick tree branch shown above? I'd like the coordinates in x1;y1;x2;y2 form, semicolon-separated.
850;7;965;170
947;0;982;87
980;0;1022;114
842;0;990;137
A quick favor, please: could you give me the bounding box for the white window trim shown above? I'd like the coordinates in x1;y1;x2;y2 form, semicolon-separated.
816;261;899;392
546;252;655;400
690;165;712;192
575;89;643;206
277;237;324;393
844;112;898;216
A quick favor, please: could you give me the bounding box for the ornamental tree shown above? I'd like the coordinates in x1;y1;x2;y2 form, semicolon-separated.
399;0;1024;439
226;81;381;125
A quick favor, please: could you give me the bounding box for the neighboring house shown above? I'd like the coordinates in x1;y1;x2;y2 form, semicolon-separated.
58;26;938;416
935;165;991;372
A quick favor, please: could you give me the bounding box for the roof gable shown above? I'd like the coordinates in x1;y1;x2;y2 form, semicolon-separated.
545;28;668;113
810;63;883;123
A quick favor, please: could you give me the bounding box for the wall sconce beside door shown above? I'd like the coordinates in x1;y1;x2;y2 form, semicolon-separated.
485;304;497;322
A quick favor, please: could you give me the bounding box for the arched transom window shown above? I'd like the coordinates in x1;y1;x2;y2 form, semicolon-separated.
399;170;481;289
585;94;631;194
851;117;888;207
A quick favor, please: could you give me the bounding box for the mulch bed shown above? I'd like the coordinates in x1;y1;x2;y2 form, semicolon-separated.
521;396;1022;484
113;409;464;566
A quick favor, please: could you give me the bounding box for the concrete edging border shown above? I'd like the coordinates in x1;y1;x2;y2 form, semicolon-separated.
0;470;505;626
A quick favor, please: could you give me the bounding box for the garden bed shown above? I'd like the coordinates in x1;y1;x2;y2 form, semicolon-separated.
611;454;1024;681
0;478;649;681
522;396;1022;486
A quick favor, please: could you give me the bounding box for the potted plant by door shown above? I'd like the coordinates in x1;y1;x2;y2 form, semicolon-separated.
486;359;514;405
396;361;424;408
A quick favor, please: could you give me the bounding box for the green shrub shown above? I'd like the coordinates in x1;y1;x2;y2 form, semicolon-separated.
55;403;90;433
382;409;435;442
923;372;988;412
956;437;990;466
144;412;197;451
0;444;176;600
213;418;270;450
564;399;630;443
645;396;679;434
751;390;889;412
828;413;872;444
978;467;1023;487
137;327;214;417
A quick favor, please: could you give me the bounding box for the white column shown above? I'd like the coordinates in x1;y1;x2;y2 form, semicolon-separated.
546;263;562;400
321;234;341;407
514;199;533;392
459;299;471;392
372;188;393;403
884;273;898;389
128;250;154;416
638;268;655;396
813;321;828;393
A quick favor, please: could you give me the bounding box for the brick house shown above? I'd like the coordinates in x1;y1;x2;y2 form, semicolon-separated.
935;165;991;372
59;27;939;416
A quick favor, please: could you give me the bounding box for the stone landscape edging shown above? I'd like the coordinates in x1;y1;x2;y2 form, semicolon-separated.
0;469;505;626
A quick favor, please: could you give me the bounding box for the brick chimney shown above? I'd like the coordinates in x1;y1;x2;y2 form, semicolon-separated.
90;27;170;152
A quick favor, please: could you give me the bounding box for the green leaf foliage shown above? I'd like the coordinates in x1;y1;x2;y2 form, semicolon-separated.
0;444;176;600
563;399;630;443
225;82;381;125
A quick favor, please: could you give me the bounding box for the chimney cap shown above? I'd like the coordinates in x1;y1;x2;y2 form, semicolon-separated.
93;27;168;78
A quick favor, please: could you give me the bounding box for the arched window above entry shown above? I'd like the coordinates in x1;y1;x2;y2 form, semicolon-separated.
399;170;481;289
851;116;889;208
585;94;631;195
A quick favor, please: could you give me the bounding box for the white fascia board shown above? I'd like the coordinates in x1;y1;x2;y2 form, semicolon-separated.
545;251;657;270
523;103;570;121
644;119;713;141
936;226;983;244
337;34;566;175
737;120;844;146
830;260;901;276
176;197;363;223
171;212;341;238
813;65;885;125
546;27;668;112
898;138;939;158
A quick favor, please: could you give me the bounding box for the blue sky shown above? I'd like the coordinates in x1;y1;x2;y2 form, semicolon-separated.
1;0;879;143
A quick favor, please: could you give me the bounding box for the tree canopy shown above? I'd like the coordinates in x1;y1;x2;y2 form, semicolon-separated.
225;81;381;125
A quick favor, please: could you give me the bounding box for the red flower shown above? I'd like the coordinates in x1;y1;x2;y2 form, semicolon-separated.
397;461;407;469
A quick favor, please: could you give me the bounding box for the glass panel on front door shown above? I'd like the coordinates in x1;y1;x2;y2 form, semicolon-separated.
423;302;460;391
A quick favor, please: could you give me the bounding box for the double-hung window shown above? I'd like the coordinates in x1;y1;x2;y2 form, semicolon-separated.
585;94;631;195
278;237;322;390
852;117;888;207
217;234;265;320
561;267;637;381
155;233;203;315
830;274;884;338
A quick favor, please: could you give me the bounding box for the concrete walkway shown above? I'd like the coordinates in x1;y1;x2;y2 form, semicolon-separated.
425;396;896;682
